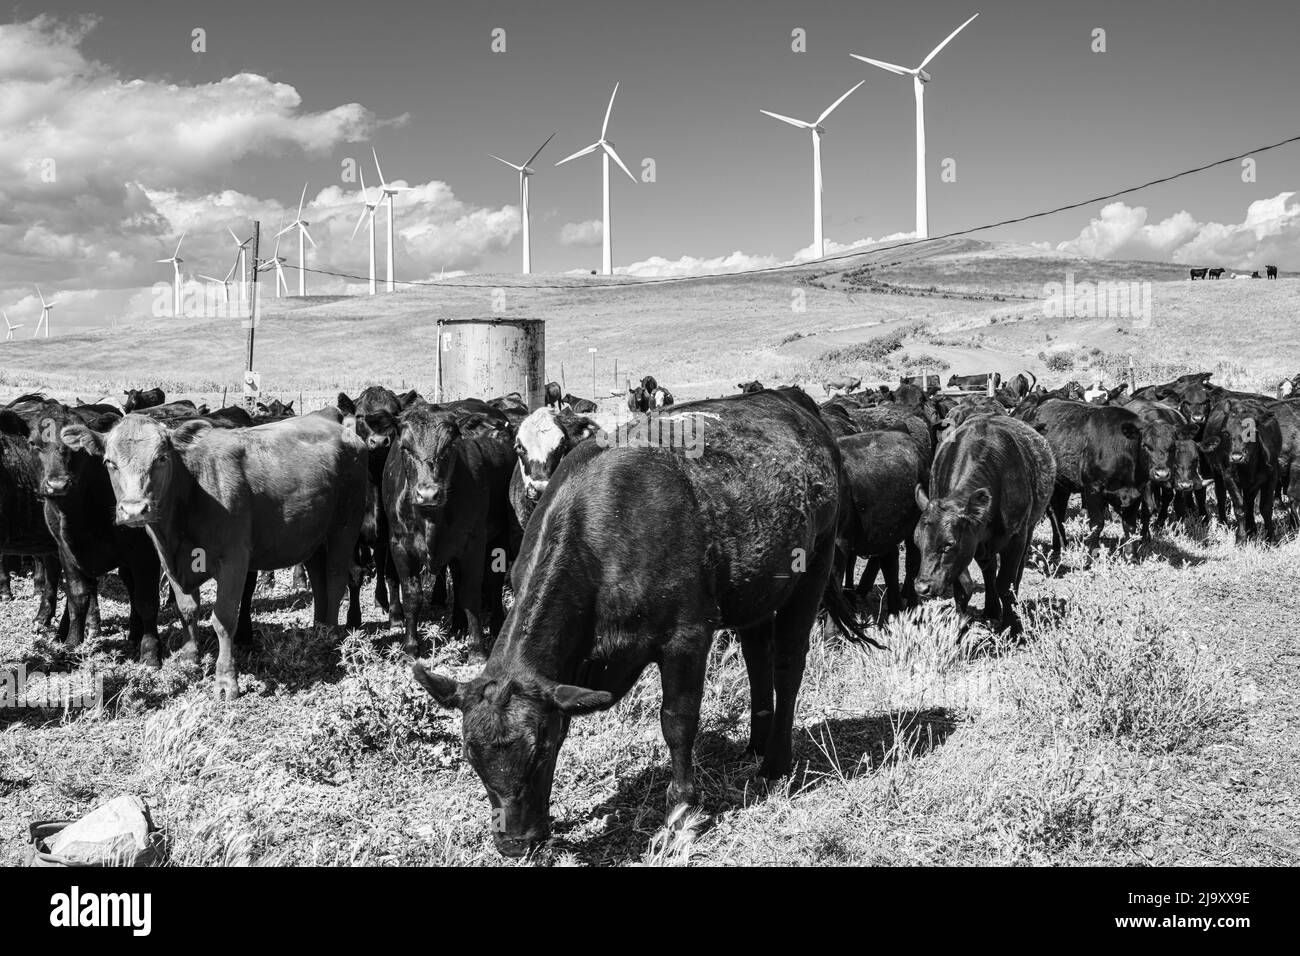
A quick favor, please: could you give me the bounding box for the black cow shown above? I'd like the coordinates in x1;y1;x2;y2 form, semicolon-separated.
913;414;1056;630
838;430;927;615
1132;372;1215;429
562;394;598;414
737;380;764;394
640;375;659;395
1208;268;1226;280
1123;398;1203;533
627;385;650;414
206;406;255;428
1267;399;1300;528
544;382;563;409
122;388;166;413
384;402;517;657
1199;398;1281;541
1190;268;1208;280
1015;398;1144;558
411;389;872;857
818;403;861;439
487;393;530;427
133;400;200;421
844;402;936;464
1266;265;1279;280
0;410;62;630
27;401;178;664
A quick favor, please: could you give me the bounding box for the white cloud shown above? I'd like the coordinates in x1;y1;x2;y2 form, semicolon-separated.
558;220;603;247
618;251;782;278
1055;193;1300;269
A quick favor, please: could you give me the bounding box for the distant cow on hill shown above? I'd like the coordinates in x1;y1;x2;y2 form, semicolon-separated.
824;376;861;398
1189;268;1208;280
1266;265;1279;280
1208;268;1225;280
947;372;1001;392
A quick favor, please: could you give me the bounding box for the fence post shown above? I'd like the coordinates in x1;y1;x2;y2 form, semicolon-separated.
244;220;261;412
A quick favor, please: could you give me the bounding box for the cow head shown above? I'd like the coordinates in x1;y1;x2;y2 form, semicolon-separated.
1200;401;1272;467
396;407;461;510
1171;422;1204;491
911;485;993;599
737;380;764;394
514;408;598;500
61;415;207;527
413;662;611;857
627;386;649;414
28;404;93;498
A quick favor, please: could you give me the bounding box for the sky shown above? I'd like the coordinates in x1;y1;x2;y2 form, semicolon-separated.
2;0;1299;329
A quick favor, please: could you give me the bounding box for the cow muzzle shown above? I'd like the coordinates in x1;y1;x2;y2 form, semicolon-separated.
413;485;445;508
1150;467;1170;482
116;499;153;526
524;480;547;501
1229;452;1245;463
1175;480;1195;490
42;476;71;497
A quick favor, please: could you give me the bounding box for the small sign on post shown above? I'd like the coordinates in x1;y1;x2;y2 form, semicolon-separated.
242;370;261;399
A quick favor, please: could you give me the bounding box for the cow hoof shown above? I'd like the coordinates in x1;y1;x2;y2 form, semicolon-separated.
759;753;793;780
214;674;240;701
138;641;162;670
665;781;698;808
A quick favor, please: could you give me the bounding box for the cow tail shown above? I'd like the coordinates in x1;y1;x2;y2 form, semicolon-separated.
821;572;885;650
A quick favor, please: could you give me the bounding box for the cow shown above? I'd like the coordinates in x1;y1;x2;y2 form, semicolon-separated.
1265;399;1300;528
947;372;1001;393
818;402;860;439
1198;398;1281;542
1083;382;1129;405
737;380;765;394
206;406;255;428
487;393;530;427
562;394;598;414
122;388;166;413
1189;268;1208;280
27;400;179;664
253;399;295;425
61;414;368;699
1015;398;1145;558
627;385;650;414
843;402;936;464
900;373;940;390
0;410;62;631
1276;375;1299;399
544;382;563;409
823;376;862;398
837;429;927;616
1122;398;1204;533
1251;271;1261;279
411;388;873;857
1000;371;1037;403
912;414;1055;631
1132;372;1215;429
640;375;659;395
133;400;201;422
510;406;602;530
1266;265;1279;280
1208;268;1226;280
384;402;517;657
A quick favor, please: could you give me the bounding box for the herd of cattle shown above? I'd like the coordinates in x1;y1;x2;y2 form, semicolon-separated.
1190;265;1279;280
2;365;1297;856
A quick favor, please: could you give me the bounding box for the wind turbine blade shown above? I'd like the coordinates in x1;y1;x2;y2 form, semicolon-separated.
525;132;556;168
555;142;600;166
490;154;523;170
850;54;912;75
760;109;812;129
297;183;308;220
351;204;369;240
372;147;386;186
603;143;637;183
272;216;285;257
276;223;297;239
302;226;317;249
35;284;46;306
601;82;619;140
919;13;980;69
174;231;186;256
359;167;368;195
228;227;241;245
224;260;237;281
198;274;222;283
817;80;865;124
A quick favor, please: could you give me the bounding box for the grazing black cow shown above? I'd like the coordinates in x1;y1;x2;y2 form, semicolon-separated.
27;401;179;664
844;402;936;463
838;430;927;615
122;388;166;413
562;394;598;414
912;414;1056;630
737;380;765;394
411;389;871;857
1267;399;1300;527
510;406;601;531
1189;268;1208;280
823;376;862;398
947;372;1001;392
0;410;61;630
1123;398;1203;533
1266;265;1278;280
544;382;563;409
1208;268;1226;280
62;414;367;699
1015;398;1144;558
384;402;517;656
1198;398;1281;541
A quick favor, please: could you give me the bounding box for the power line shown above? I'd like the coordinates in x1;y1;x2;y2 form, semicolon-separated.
291;131;1300;291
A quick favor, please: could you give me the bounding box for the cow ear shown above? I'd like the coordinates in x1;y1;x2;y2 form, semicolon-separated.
550;683;613;715
0;410;30;438
411;662;466;710
285;401;294;413
60;424;105;456
170;419;212;447
1120;421;1142;441
914;484;930;510
341;414;358;437
964;488;993;524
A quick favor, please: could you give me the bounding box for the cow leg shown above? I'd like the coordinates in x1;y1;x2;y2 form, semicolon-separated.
1223;476;1249;541
259;569;275;591
1082;490;1107;558
172;588;204;664
31;556;60;633
1048;488;1069;559
384;544;403;629
1260;477;1277;543
880;547;902;617
855;555;881;596
902;538;921;609
453;543;489;659
292;563;309;591
346;551;363;630
211;562;250;701
0;556;11;602
761;537;833;779
60;559;95;650
976;552;1000;623
658;630;711;809
317;526;355;630
389;544;423;653
1119;497;1142;549
737;621;774;758
234;572;256;646
124;560;162;669
997;537;1030;632
1214;476;1228;525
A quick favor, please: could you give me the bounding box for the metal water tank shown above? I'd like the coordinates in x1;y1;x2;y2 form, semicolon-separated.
434;317;546;408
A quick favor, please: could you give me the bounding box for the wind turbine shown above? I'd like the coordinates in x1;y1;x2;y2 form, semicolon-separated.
372;148;408;292
3;309;22;341
157;232;186;316
198;260;236;308
491;132;555;274
851;12;980;239
33;286;53;339
556;83;637;276
277;184;316;296
350;168;379;294
258;216;290;298
760;80;864;259
228;227;252;311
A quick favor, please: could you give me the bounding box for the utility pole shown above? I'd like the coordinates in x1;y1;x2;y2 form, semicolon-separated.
244;221;261;411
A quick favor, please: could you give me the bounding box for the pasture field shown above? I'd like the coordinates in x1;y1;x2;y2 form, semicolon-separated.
1;242;1297;866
